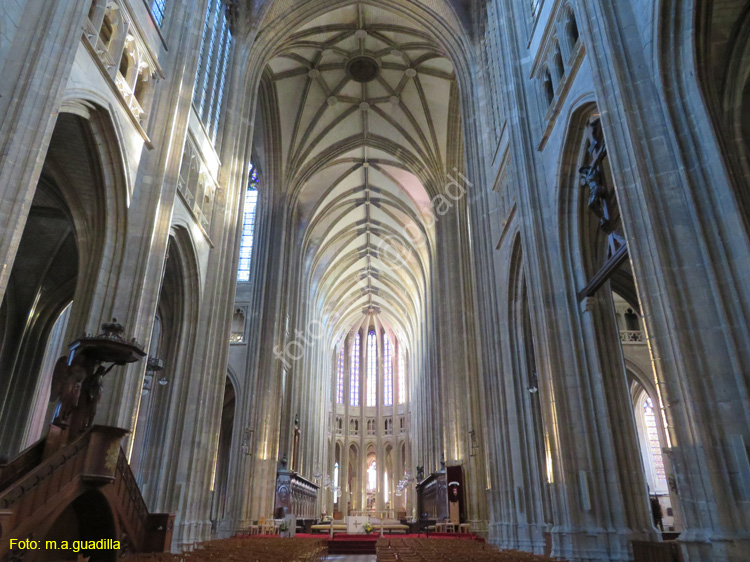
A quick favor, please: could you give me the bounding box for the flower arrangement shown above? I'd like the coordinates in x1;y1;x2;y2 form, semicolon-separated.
363;522;374;534
278;522;289;532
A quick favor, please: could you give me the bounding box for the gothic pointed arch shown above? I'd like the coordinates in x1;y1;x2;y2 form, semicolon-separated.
0;102;129;457
130;227;201;510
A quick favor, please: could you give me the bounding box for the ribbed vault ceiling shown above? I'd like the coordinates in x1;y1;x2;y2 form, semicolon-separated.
265;2;457;350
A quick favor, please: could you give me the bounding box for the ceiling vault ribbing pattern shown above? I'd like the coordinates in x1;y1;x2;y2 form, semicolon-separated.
265;2;457;351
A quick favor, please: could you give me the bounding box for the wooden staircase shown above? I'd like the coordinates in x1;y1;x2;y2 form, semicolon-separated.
0;426;173;560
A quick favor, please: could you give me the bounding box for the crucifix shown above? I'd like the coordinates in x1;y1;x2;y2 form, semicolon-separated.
577;116;629;300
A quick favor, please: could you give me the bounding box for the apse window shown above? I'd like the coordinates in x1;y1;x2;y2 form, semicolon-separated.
367;460;377;491
398;350;406;404
367;330;377;407
350;332;361;406
384;337;393;406
336;346;345;404
151;0;167;26
237;166;259;282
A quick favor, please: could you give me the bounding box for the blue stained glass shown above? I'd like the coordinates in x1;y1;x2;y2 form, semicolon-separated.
151;0;167;26
384;337;393;406
336;347;345;404
367;330;377;407
350;333;360;406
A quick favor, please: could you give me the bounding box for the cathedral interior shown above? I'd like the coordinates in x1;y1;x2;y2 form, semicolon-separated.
1;0;749;561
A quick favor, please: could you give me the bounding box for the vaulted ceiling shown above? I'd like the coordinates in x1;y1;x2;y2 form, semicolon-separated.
264;3;458;350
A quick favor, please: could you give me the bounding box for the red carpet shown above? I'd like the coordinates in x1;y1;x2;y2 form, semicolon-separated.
279;532;484;554
326;533;378;554
235;533;485;554
294;532;479;540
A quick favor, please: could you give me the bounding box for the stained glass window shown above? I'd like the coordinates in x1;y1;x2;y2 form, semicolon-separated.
384;337;393;406
643;397;668;488
237;166;259;282
193;0;232;144
367;460;377;491
398;350;406;404
350;333;360;406
483;1;504;139
531;0;542;19
367;330;377;407
151;0;167;26
336;346;345;404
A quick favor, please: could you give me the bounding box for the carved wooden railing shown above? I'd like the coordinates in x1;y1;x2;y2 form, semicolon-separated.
0;428;94;549
416;471;447;521
289;474;318;520
111;448;174;552
0;438;45;491
274;470;319;521
632;540;681;562
0;426;173;559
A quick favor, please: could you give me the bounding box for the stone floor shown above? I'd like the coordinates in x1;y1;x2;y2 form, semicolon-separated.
327;556;376;562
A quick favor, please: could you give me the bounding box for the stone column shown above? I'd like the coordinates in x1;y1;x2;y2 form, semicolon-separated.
432;138;489;525
342;436;350;516
576;2;750;560
376;329;385;512
343;333;351;516
395;436;403;513
227;178;293;529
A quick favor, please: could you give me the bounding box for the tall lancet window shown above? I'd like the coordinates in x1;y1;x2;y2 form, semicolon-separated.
643;396;668;489
336;346;345;404
367;461;377;491
350;332;360;406
151;0;167;26
237;165;259;282
383;337;393;406
530;0;542;19
193;0;232;144
367;330;377;407
398;350;406;404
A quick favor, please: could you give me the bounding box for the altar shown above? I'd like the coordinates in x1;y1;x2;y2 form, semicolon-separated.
346;515;371;534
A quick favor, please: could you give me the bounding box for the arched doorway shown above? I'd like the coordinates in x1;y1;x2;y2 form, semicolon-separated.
41;490;117;562
22;302;73;447
0;108;125;458
630;379;676;531
508;235;553;549
333;441;342;515
555;105;662;548
347;443;359;512
211;376;237;531
130;231;199;510
232;0;481;525
366;449;377;512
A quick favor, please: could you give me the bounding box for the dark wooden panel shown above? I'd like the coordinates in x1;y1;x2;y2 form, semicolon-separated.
632;541;681;562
